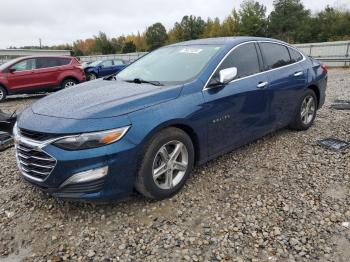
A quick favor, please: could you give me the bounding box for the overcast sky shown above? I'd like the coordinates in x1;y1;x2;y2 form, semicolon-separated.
0;0;348;48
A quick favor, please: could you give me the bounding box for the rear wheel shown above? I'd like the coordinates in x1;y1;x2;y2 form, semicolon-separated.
61;78;78;89
135;128;194;200
0;86;7;102
289;89;317;131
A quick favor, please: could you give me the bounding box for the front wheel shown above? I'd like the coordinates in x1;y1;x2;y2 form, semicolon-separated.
289;89;317;131
88;73;97;81
135;128;194;200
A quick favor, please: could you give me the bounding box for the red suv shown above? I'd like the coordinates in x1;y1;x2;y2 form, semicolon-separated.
0;56;85;101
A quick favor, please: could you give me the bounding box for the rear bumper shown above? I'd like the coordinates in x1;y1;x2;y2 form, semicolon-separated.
318;74;328;109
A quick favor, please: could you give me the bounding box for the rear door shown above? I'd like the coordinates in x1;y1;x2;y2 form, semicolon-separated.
6;58;37;92
258;42;307;129
202;42;272;156
34;57;61;88
113;59;127;73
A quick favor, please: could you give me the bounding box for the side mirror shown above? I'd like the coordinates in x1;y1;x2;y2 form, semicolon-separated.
9;68;16;73
219;67;237;84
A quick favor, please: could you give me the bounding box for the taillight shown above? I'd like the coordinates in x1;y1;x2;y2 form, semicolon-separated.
321;64;328;74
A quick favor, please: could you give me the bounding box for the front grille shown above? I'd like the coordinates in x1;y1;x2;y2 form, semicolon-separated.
19;128;58;141
16;142;56;181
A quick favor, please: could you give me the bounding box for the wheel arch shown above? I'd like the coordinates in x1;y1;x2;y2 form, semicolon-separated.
0;82;8;93
307;85;320;108
139;120;202;167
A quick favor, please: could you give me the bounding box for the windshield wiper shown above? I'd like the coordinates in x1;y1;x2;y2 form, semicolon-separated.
125;78;164;86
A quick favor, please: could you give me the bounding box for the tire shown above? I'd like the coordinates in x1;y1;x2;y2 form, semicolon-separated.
88;73;97;81
289;89;317;131
135;127;195;200
0;86;7;102
61;78;78;89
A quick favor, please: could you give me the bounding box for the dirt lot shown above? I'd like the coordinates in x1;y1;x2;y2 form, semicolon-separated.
0;69;349;262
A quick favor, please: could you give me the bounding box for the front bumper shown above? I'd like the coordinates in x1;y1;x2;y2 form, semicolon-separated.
15;133;140;201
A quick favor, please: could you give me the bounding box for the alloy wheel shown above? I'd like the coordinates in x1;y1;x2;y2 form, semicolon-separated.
64;81;76;88
0;89;4;100
152;140;189;190
300;95;316;125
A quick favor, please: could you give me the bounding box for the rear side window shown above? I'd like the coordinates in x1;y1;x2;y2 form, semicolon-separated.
36;57;72;69
113;60;124;65
219;43;260;79
289;48;303;63
259;43;291;70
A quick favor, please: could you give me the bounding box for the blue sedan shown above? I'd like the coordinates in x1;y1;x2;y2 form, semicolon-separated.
14;37;327;201
84;59;127;80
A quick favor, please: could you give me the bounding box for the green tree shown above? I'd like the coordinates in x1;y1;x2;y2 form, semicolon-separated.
268;0;311;43
220;9;241;36
172;15;206;41
145;23;167;50
122;41;136;53
239;0;267;36
203;18;222;38
314;6;350;42
93;32;115;54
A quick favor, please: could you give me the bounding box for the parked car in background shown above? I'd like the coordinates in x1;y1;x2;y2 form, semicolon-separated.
14;37;327;201
0;56;85;102
84;59;127;80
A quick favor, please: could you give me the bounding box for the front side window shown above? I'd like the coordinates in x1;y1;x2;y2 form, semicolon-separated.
260;43;291;70
11;59;36;71
218;43;261;79
118;45;223;85
101;60;113;67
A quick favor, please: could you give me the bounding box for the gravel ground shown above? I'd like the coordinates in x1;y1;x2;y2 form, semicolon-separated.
0;69;349;262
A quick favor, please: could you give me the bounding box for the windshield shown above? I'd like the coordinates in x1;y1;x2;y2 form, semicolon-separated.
0;58;22;70
118;45;223;85
88;60;102;67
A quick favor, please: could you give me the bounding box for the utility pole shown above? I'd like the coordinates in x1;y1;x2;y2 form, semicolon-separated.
39;38;42;49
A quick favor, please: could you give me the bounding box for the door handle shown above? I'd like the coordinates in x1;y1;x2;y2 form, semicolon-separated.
294;71;304;77
257;81;268;89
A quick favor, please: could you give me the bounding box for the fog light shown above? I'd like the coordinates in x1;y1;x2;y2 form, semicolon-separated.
60;166;108;187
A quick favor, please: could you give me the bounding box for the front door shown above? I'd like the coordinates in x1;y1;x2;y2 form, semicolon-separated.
202;42;272;156
98;60;115;77
6;58;37;92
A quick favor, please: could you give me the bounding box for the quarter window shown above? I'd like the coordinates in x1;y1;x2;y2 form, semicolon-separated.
259;43;291;70
219;43;261;79
11;59;36;71
289;48;303;63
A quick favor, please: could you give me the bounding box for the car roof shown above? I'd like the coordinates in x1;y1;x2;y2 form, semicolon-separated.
169;36;287;47
21;55;73;59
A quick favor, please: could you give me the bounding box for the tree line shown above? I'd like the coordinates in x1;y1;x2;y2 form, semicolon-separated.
11;0;350;55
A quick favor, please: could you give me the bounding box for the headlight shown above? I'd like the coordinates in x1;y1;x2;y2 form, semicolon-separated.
53;126;130;151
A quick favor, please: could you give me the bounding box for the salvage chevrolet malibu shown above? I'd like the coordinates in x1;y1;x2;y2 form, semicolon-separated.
14;37;327;201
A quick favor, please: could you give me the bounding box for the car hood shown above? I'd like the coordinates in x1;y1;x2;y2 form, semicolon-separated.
31;79;183;120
